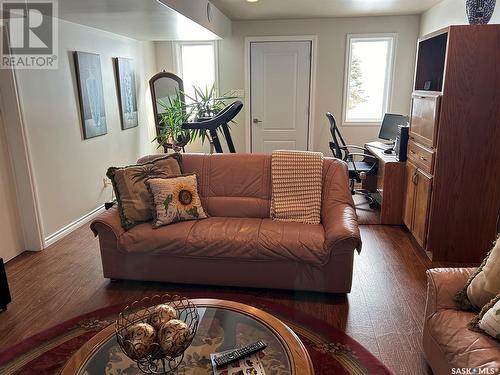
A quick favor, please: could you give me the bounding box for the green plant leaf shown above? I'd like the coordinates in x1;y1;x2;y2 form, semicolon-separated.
163;194;173;209
186;206;199;218
153;83;241;147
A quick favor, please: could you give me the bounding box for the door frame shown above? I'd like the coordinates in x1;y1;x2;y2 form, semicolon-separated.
244;35;318;152
0;64;44;252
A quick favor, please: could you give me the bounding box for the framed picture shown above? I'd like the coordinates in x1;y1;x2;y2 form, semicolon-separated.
114;57;138;130
73;51;107;139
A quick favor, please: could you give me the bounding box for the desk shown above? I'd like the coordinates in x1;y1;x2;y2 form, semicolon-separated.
362;141;406;225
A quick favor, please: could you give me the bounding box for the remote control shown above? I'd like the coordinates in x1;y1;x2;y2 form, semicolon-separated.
214;340;267;368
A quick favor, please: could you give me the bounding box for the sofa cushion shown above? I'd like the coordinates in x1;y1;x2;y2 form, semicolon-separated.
116;217;327;265
426;309;500;369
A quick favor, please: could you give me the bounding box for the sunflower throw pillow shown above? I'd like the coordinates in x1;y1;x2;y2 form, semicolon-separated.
146;174;207;228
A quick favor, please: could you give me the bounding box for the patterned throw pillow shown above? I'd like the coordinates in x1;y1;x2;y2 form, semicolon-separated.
107;154;182;230
146;174;207;228
469;294;500;342
455;236;500;311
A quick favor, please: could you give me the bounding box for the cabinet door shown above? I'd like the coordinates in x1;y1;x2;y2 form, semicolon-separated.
403;162;417;229
410;92;441;148
412;169;433;248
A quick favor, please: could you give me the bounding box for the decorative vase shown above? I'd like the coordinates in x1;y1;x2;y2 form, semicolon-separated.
466;0;496;24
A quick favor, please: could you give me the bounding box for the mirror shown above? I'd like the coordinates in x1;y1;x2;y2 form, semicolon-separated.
149;71;185;152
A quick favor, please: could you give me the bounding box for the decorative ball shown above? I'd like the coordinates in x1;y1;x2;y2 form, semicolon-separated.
124;322;157;360
149;304;177;330
157;319;190;356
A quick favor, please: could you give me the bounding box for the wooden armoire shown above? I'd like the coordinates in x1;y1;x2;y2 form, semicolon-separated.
403;25;500;263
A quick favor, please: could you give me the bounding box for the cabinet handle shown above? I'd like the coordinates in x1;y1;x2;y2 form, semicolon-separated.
412;171;419;185
420;156;427;161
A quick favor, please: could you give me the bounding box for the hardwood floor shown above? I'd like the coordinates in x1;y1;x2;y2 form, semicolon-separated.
0;209;473;374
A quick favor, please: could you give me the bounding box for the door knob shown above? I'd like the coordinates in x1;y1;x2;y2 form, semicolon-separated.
253;118;263;124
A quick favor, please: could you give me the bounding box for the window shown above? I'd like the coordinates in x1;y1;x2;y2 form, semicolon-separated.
343;34;396;125
175;41;217;105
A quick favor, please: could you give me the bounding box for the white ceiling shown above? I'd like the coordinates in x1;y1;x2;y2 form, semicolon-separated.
210;0;443;20
58;0;218;41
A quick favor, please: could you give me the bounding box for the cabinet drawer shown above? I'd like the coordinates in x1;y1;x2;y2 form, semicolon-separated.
407;140;435;174
410;92;441;148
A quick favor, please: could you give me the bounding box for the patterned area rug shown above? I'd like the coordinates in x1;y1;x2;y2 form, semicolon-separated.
0;293;391;375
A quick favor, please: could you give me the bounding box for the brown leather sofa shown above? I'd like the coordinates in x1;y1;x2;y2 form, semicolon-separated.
423;268;500;374
91;153;361;293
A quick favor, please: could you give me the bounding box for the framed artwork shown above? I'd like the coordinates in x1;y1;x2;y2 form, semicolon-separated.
73;51;107;139
114;57;138;130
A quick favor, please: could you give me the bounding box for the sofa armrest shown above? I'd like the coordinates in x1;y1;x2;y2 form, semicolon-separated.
425;268;476;318
321;159;362;254
90;207;124;240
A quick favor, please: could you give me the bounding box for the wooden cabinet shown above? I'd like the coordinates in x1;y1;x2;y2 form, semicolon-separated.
404;25;500;263
364;143;406;225
410;92;441;148
404;162;432;248
407;140;434;174
403;163;417;229
412;169;432;247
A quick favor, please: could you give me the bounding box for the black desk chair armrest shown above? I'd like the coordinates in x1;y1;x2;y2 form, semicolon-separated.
346;153;378;175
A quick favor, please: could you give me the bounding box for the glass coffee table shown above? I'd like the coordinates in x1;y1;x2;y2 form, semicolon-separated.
60;299;314;375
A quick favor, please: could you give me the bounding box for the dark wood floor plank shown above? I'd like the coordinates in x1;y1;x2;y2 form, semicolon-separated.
0;217;477;374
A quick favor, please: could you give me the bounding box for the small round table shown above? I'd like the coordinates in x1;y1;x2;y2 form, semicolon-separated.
60;299;314;374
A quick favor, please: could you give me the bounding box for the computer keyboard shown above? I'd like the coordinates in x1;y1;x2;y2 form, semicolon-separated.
369;141;393;151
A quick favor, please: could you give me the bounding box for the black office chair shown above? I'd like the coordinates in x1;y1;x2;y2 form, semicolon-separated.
326;112;378;206
182;100;243;153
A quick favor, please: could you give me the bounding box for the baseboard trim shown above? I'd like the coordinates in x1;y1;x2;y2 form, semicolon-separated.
44;205;105;248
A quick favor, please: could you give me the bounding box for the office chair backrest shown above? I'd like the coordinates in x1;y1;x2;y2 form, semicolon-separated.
326;112;348;160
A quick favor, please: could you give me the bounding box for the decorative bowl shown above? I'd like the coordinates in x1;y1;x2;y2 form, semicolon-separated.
115;294;199;374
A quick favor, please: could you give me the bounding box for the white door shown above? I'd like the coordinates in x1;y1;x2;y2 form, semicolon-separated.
250;41;311;153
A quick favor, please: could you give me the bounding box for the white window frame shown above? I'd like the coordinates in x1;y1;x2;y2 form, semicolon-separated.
173;40;219;92
342;33;397;126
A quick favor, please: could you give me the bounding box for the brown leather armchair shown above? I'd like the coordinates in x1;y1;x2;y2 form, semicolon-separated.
91;153;361;293
423;268;500;374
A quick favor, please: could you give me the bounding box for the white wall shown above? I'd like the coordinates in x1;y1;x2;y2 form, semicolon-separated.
155;16;420;154
14;19;158;240
420;0;500;35
216;16;420;154
155;41;176;72
0;120;23;262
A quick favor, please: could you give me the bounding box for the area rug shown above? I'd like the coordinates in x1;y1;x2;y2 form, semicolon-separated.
0;292;391;375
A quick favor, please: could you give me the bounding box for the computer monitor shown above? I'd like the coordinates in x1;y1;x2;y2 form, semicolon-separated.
378;113;409;141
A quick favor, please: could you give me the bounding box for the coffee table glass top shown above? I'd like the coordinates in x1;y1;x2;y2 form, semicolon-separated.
78;306;291;375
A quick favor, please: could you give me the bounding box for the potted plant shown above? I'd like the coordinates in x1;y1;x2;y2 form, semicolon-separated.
183;84;240;145
153;84;240;151
154;92;192;152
